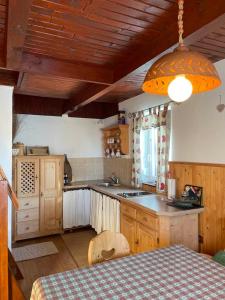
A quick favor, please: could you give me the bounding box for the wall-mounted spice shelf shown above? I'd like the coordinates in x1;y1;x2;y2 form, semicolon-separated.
102;124;129;157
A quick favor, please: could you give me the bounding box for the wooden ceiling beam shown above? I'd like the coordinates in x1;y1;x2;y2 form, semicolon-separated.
13;94;64;116
71;80;124;111
115;1;225;80
68;6;225;113
64;83;109;114
20;52;114;85
13;94;118;119
9;0;225;119
68;102;118;119
0;69;18;86
7;0;32;69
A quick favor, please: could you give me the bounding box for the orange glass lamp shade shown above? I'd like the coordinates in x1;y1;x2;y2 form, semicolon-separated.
142;45;221;101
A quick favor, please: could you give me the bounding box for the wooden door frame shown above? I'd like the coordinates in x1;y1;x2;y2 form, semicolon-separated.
0;180;8;300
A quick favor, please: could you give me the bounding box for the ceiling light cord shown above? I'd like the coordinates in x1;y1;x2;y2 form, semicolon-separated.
178;0;184;46
142;0;221;98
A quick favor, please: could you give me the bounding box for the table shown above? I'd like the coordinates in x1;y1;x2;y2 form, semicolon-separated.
30;245;225;300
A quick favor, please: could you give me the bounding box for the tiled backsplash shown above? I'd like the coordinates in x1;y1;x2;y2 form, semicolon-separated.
103;158;132;186
68;157;104;181
68;157;132;185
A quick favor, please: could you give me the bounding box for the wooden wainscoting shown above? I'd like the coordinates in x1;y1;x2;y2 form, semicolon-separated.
169;161;225;255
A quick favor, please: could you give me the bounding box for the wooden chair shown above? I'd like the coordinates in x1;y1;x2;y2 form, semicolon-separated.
88;231;130;266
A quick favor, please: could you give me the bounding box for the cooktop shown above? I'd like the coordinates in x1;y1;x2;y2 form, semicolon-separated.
117;191;152;198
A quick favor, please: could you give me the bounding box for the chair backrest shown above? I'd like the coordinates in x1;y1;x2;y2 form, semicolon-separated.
88;231;130;266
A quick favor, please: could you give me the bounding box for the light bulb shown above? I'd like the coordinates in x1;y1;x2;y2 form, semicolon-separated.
168;75;193;102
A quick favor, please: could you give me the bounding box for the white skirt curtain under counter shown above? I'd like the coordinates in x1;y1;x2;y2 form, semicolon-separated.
102;194;120;233
90;190;120;234
63;189;91;229
90;190;103;234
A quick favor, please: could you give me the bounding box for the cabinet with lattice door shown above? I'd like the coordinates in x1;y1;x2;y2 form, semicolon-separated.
13;155;64;241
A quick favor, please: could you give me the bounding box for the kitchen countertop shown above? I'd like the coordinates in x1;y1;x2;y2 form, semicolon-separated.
63;180;108;190
63;180;204;217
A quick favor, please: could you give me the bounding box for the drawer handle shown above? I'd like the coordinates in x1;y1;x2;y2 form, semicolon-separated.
26;227;30;230
24;203;29;206
25;215;29;219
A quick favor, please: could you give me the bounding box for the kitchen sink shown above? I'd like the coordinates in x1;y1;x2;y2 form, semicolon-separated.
117;191;152;198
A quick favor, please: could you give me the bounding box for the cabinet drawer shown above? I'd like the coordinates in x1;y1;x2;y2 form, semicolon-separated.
17;220;39;235
17;208;39;222
18;197;39;210
121;204;136;219
136;210;158;230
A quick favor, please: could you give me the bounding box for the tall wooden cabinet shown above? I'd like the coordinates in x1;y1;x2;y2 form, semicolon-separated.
13;155;64;241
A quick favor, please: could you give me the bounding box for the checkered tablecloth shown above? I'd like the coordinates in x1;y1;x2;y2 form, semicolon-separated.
30;245;225;300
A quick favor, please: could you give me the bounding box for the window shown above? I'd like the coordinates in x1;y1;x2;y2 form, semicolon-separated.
140;127;158;184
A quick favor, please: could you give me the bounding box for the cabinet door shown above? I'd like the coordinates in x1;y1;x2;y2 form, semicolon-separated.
16;157;39;198
136;222;158;253
40;157;63;232
121;214;137;253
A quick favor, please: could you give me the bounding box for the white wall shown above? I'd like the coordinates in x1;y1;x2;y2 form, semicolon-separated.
107;59;225;164
171;58;225;163
16;93;168;159
119;93;168;114
0;86;13;247
16;58;225;164
15;115;105;158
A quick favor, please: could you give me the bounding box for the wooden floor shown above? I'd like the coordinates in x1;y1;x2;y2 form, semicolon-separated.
13;232;85;299
62;229;96;267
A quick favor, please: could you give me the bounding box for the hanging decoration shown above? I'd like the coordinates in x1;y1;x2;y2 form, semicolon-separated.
216;95;225;112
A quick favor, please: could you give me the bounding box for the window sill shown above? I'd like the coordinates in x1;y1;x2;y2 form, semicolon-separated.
142;182;157;187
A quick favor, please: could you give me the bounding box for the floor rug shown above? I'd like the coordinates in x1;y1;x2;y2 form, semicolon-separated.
12;241;58;262
62;229;96;267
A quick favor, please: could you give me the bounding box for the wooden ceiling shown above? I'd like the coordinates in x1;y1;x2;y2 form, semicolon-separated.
0;0;225;118
14;73;87;98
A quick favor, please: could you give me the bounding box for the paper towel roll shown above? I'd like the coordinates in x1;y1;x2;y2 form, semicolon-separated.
168;179;176;199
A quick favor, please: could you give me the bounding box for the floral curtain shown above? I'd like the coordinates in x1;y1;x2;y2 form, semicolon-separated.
131;113;142;187
131;104;170;192
157;105;169;192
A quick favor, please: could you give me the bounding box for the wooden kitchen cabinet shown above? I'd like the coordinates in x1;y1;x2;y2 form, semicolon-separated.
120;214;137;253
136;223;158;253
40;157;63;232
121;203;159;254
16;156;40;198
13;155;64;241
121;202;199;253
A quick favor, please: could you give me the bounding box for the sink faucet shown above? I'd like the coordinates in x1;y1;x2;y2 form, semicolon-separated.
108;175;119;184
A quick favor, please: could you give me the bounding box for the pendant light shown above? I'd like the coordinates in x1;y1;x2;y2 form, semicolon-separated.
142;0;221;102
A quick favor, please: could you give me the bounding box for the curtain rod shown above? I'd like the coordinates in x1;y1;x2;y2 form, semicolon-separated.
128;100;174;118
